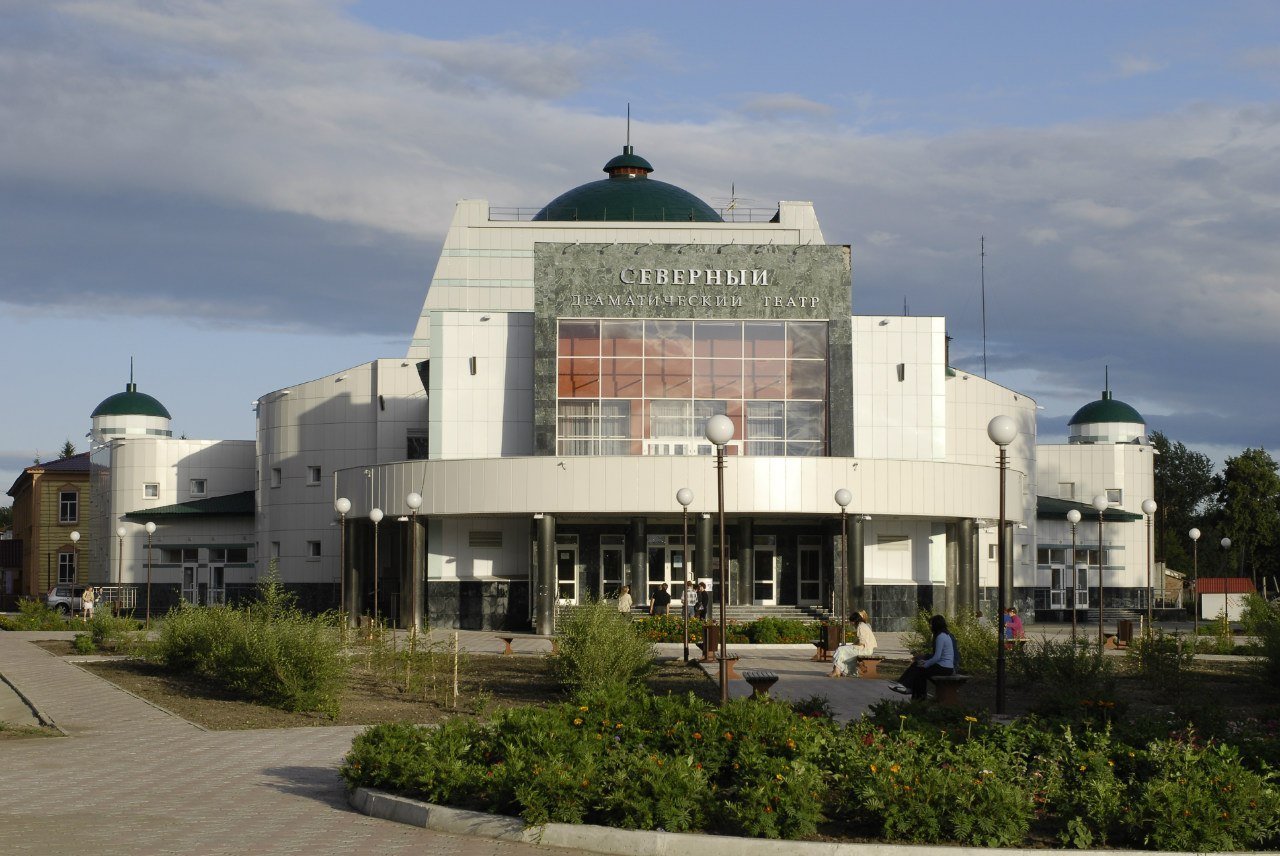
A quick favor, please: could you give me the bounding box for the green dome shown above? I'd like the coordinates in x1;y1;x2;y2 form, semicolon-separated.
534;146;722;223
91;383;171;419
1068;391;1143;426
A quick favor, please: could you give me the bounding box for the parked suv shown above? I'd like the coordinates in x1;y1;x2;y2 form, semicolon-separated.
46;584;85;614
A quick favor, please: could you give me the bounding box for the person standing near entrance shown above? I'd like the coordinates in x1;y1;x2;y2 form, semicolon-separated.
616;585;633;615
695;582;710;621
682;579;697;618
649;583;672;616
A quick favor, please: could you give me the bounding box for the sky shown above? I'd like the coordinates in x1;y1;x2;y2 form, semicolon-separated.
3;0;1279;503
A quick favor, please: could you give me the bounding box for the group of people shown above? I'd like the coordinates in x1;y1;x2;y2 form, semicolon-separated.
825;609;964;701
614;581;711;620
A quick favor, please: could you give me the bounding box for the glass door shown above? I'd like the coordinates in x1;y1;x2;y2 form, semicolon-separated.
209;566;225;605
1075;564;1090;608
556;546;578;604
600;537;625;600
753;547;776;605
1049;565;1065;609
797;546;822;605
182;565;198;605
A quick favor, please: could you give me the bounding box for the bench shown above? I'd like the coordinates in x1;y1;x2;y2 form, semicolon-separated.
811;640;832;662
1003;637;1029;652
496;636;516;655
855;656;885;678
717;653;742;680
929;674;969;707
742;670;779;699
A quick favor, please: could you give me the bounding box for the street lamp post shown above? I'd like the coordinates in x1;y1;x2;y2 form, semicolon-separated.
69;531;81;597
116;526;126;616
1189;527;1201;638
1142;499;1157;635
369;508;384;626
705;414;734;705
834;489;852;646
987;415;1017;716
1092;495;1109;648
676;488;693;663
406;492;423;634
335;497;351;628
1067;509;1081;641
144;522;156;629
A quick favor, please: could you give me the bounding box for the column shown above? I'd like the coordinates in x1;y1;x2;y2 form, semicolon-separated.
944;522;959;618
848;513;865;614
957;518;976;615
736;517;754;605
695;513;713;583
535;514;556;636
628;517;647;607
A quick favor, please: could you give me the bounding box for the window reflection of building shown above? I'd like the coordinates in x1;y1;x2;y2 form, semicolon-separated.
556;318;828;456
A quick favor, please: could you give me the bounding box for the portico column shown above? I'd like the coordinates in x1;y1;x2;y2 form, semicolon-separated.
628;517;647;607
944;522;959;618
695;513;713;584
535;514;556;636
848;513;865;613
736;517;754;605
958;518;976;615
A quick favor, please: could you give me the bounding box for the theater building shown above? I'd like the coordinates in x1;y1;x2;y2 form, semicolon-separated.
258;147;1040;632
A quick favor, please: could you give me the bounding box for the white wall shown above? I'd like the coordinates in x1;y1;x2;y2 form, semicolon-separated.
851;316;947;461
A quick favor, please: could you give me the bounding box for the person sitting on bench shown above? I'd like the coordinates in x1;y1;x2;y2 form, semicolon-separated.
892;614;957;700
828;610;877;678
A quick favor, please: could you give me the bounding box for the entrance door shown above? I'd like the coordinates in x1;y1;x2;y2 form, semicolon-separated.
600;538;625;600
182;565;198;605
1049;564;1066;609
1075;564;1090;608
753;547;776;605
798;546;822;605
209;566;225;605
556;546;577;604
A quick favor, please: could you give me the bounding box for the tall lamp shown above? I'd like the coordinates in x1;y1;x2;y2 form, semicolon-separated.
1189;527;1201;638
369;508;384;625
1142;499;1157;634
406;492;423;634
676;488;694;663
705;414;734;704
70;531;81;591
987;415;1017;715
834;488;852;645
1092;494;1109;648
335;497;351;627
116;526;127;616
1067;509;1081;640
144;521;156;628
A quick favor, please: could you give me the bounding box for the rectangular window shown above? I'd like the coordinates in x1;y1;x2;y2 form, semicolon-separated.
468;531;503;549
208;547;250;564
1107;488;1122;504
58;552;76;584
143;483;159;499
307;540;321;558
59;490;78;523
190;479;206;496
406;432;429;460
988;544;998;559
270;468;282;488
1058;482;1074;499
307;466;321;485
270;541;281;559
878;535;910;552
161;548;198;564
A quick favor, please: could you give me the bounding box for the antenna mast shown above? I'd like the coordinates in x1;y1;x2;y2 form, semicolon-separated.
626;103;631;148
980;236;988;378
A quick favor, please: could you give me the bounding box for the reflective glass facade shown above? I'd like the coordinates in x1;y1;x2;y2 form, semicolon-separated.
556;319;828;456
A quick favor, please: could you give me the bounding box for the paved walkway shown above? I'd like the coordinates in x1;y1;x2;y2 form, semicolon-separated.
0;631;581;856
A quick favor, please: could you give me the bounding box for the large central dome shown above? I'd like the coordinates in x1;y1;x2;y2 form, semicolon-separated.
533;146;723;223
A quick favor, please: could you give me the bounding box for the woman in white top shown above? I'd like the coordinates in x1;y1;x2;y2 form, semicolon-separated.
616;585;633;614
828;610;877;677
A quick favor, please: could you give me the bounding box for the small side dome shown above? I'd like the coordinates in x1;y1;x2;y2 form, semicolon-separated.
533;146;722;223
92;382;171;419
1068;389;1145;444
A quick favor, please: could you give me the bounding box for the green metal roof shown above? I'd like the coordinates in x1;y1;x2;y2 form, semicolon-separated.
1068;391;1143;426
534;147;722;223
91;383;171;419
122;490;254;521
1036;495;1143;521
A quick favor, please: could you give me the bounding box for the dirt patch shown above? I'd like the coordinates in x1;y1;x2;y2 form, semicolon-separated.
77;654;718;731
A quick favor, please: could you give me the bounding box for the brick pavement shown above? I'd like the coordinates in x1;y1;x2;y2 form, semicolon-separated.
0;632;579;856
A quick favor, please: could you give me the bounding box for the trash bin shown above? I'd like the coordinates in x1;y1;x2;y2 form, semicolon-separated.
825;622;843;651
1116;619;1134;645
702;622;721;661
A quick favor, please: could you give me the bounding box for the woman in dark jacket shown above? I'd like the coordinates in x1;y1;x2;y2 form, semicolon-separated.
892;614;958;700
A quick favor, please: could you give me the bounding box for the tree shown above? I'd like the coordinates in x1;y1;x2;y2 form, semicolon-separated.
0;504;12;531
1150;431;1217;571
59;440;76;459
1217;447;1280;584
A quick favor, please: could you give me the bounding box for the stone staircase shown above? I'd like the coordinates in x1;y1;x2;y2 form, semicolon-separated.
1080;607;1145;624
557;602;830;624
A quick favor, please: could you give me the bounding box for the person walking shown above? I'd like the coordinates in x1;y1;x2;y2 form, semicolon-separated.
616;585;633;614
649;583;672;616
828;610;877;677
81;585;96;621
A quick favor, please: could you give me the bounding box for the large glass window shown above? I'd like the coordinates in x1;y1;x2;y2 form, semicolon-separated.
59;490;78;523
557;319;827;456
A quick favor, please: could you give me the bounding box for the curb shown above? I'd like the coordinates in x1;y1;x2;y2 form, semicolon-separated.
347;786;1232;856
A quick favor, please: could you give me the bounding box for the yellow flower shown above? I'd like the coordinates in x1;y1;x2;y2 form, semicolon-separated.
573;718;583;725
578;705;589;711
870;764;877;773
890;764;900;773
964;716;978;723
1079;765;1087;771
724;731;733;740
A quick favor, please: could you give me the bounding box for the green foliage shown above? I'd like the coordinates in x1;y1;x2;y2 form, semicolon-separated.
1129;629;1196;700
1150;430;1217;570
87;611;140;649
0;599;71;631
548;599;655;695
72;633;96;654
1005;635;1117;719
631;614;818;644
902;609;996;676
1242;593;1280;684
743;616;815;644
1218;447;1280;581
149;566;343;716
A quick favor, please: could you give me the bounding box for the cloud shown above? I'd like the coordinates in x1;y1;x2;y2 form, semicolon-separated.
738;93;835;119
1239;46;1280;69
1114;54;1167;78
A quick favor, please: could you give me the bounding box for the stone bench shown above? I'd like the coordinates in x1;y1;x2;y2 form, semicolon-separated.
929;674;969;707
811;640;831;662
855;656;885;678
741;670;779;699
718;653;741;680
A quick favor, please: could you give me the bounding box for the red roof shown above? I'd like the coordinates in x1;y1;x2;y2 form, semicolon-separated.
1197;577;1256;594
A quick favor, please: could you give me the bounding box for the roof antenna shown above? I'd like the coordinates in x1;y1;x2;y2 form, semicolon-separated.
903;296;909;316
625;103;631;153
1104;365;1110;400
980;236;988;378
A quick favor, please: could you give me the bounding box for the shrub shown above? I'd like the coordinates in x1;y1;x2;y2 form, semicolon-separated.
149;566;344;716
72;633;96;654
87;612;140;650
1241;593;1280;683
902;609;997;676
744;616;816;644
1007;635;1117;718
0;600;71;631
548;598;654;695
1128;629;1196;700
